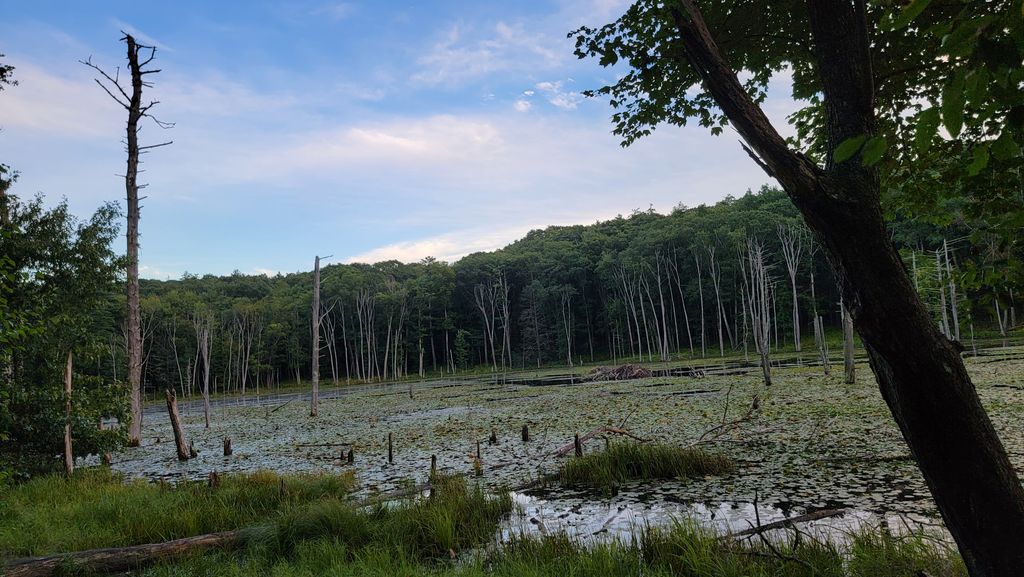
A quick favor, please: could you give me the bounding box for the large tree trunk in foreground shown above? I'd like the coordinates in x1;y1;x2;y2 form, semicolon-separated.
672;1;1024;574
2;532;241;577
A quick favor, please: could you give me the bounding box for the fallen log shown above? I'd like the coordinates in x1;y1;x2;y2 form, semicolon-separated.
2;531;242;577
552;426;649;457
2;482;440;577
728;508;846;538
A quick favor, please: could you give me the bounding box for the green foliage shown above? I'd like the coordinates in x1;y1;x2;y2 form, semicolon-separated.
560;442;734;494
0;468;357;557
0;191;127;480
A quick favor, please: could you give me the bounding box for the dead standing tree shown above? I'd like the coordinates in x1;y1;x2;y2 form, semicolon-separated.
82;34;172;446
777;224;804;355
743;238;772;387
310;255;327;417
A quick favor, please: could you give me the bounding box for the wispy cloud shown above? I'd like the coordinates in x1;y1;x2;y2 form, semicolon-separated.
412;21;564;86
536;79;581;110
344;224;543;264
311;3;355;21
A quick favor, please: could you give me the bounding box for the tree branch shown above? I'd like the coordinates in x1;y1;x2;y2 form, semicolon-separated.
668;0;821;197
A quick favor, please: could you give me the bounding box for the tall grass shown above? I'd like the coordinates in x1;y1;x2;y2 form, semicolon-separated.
560;442;735;494
248;473;512;561
0;468;356;557
144;519;966;577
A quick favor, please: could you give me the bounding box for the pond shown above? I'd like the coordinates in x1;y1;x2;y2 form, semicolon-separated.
102;345;1024;543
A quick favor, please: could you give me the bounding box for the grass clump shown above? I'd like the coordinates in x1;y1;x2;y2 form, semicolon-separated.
249;473;512;561
0;467;356;558
560;442;735;494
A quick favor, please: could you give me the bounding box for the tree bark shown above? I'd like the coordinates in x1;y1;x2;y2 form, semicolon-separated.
165;388;190;461
124;36;144;447
670;1;1024;573
311;256;321;417
842;301;855;384
63;350;73;477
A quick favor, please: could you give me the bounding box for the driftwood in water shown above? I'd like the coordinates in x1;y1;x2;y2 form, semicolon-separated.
165;389;190;461
729;508;845;538
552;426;649;457
2;531;241;577
586;364;652;381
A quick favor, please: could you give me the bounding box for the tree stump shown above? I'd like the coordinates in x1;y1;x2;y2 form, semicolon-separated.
388;432;393;464
223;438;232;456
346;448;354;465
489;428;497;445
521;425;530;442
574;433;583;457
164;389;190;461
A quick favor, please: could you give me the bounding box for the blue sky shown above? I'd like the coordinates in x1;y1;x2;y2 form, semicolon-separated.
0;0;797;279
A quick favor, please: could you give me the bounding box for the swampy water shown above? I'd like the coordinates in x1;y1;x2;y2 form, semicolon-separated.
104;345;1024;542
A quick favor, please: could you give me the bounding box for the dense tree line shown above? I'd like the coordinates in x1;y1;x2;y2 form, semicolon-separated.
116;187;1014;403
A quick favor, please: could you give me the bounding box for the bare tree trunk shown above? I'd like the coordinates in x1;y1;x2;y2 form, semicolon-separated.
63;351;73;476
778;224;803;353
693;250;706;358
200;321;212;428
936;250;950;338
311;256;321;417
945;239;960;342
706;245;725;358
744;238;772;386
165;389;190;461
842;300;855;384
83;35;172;446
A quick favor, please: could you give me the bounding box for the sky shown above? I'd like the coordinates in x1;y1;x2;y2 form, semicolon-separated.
0;0;799;279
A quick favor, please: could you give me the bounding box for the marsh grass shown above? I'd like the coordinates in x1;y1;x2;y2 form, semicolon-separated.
143;519;966;577
247;473;512;561
560;442;735;494
0;468;356;558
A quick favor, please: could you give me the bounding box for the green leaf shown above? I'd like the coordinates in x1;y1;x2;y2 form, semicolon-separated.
885;0;932;30
991;132;1021;161
942;71;966;139
861;136;889;166
966;144;990;176
833;134;868;163
915;107;941;153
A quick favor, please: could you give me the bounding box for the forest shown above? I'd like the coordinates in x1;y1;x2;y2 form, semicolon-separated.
92;187;1015;400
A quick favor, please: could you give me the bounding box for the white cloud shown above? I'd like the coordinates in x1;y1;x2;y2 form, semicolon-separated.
412;21;565;86
311;3;355;20
0;61;123;138
536;79;581;110
513;99;532;112
344;224;542;264
253;267;280;277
